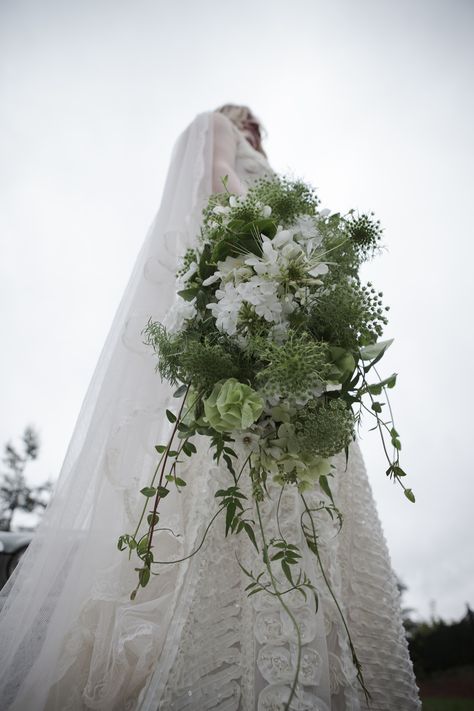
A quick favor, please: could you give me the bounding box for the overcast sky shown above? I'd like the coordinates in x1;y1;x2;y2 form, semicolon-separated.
1;0;473;623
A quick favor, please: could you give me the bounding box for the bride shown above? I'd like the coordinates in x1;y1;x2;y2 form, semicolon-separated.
0;105;421;710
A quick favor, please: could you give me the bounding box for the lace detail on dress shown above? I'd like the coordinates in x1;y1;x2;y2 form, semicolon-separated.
335;441;422;710
157;454;252;710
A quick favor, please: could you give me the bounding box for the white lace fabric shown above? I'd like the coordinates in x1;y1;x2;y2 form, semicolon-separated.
0;112;421;711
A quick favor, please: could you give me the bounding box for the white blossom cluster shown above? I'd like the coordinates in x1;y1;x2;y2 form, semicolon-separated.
203;203;329;341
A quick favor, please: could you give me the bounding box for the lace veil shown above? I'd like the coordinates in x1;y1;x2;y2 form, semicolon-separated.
0;111;215;710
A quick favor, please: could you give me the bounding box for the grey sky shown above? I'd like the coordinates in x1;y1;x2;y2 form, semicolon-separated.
1;0;473;622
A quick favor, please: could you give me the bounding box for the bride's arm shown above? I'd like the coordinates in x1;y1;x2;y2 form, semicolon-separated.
212;112;243;195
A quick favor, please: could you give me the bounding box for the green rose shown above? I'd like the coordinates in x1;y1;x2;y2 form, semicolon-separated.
203;378;264;433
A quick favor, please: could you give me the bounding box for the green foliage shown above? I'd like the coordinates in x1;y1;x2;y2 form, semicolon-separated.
202;175;319;249
296;398;355;459
347;211;383;261
247;176;319;226
0;427;53;532
145;321;257;393
308;279;389;350
180;339;240;390
255;330;331;399
144;321;186;386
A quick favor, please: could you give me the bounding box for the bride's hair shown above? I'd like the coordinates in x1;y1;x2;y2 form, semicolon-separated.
215;103;267;157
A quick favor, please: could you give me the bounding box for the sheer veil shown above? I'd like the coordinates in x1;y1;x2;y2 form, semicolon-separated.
0;111;215;710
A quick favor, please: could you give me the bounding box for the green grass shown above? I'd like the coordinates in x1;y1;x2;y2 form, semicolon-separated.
422;700;474;711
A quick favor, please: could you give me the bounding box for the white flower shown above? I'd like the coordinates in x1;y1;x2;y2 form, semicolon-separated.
237;276;282;323
281;240;304;261
234;431;261;452
272;229;294;248
202;272;221;286
212;205;230;215
164;296;197;334
206;282;242;336
262;205;272;217
308;262;329;277
179;261;198;283
245;236;280;278
318;208;330;218
202;255;251;287
295;215;319;238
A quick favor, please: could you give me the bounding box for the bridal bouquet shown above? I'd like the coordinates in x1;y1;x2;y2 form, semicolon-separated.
118;175;414;703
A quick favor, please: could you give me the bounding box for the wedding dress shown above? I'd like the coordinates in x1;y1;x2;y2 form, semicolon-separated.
0;111;421;711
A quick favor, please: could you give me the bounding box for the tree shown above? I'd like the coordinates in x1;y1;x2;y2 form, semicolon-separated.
0;426;54;531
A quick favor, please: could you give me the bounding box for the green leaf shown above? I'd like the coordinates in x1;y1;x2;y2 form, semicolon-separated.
392;465;407;477
156;486;170;498
166;409;177;423
182;442;194;456
167;450;178;457
223;454;236;476
360;338;394;361
379;372;397;389
117;536;126;551
253;218;277;238
173;384;188;398
371;401;383;413
404;488;416;503
147;513;159;526
155;444;167;453
245;581;258;591
177;287;199;301
281;560;294;585
243;523;258;551
175;477;187;487
137;537;149;555
225;501;236;536
140;486;156;497
139;567;150;587
319;474;334;503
